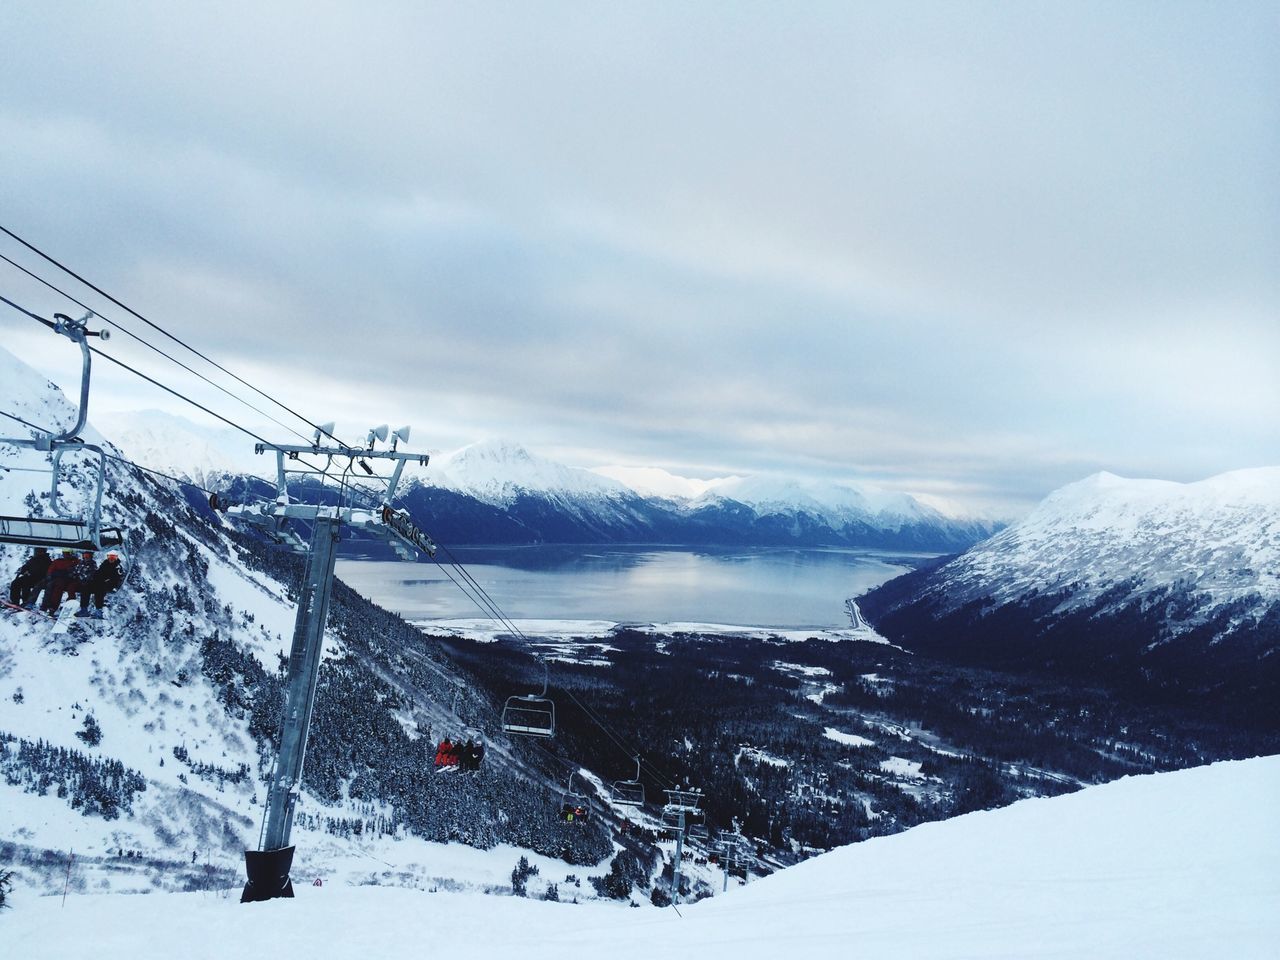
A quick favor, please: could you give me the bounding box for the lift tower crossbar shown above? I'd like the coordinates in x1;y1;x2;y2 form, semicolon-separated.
226;435;434;902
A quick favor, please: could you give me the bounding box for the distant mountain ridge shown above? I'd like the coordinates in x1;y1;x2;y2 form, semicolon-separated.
858;468;1280;716
393;440;999;550
92;413;1002;551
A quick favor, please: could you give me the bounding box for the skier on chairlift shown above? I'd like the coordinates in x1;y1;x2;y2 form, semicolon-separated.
560;800;588;823
77;552;124;619
8;547;50;607
435;737;460;769
69;551;97;618
466;738;484;770
40;550;79;614
459;738;477;771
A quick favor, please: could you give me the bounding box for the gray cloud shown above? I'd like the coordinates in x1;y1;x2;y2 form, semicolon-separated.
1;1;1276;517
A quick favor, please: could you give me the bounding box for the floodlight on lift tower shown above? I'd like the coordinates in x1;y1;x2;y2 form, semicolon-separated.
222;422;436;903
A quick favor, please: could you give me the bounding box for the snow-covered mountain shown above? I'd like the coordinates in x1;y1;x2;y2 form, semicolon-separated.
0;349;617;896
92;410;270;488
94;411;1000;551
6;756;1277;959
700;474;935;523
396;442;1000;550
859;469;1280;708
591;465;730;499
426;439;632;506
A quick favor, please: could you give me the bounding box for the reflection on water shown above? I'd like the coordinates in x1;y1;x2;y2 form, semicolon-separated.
335;545;926;629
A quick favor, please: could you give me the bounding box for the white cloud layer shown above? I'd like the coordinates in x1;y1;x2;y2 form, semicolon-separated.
1;1;1276;517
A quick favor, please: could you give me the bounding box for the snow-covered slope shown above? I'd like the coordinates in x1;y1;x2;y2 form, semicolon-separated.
881;468;1280;625
701;474;941;525
944;469;1280;613
591;464;730;499
858;469;1280;703
1;346;616;896
6;756;1277;959
92;410;269;487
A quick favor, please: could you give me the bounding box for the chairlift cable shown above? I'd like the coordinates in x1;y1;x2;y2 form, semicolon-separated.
0;292;57;330
431;542;681;790
2;295;364;501
10;269;683;799
1;252;316;446
435;543;678;785
88;344;277;447
0;408;47;434
1;408;268;510
0;223;343;445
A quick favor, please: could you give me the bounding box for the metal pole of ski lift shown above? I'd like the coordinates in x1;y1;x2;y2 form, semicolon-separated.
231;428;434;902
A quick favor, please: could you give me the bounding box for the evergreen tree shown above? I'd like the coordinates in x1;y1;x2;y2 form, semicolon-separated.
75;714;101;747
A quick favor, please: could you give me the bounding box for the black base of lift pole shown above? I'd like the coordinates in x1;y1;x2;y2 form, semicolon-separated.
241;846;296;903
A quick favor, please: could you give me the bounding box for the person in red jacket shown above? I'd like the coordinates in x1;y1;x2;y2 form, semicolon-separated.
435;738;454;769
41;550;79;614
443;739;461;767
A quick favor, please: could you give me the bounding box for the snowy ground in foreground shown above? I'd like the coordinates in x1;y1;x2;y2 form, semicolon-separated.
6;756;1277;960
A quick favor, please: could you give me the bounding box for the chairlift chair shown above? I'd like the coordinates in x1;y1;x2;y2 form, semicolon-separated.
663;787;703;813
501;660;555;738
610;755;645;808
0;314;125;554
0;516;123;552
559;772;591;824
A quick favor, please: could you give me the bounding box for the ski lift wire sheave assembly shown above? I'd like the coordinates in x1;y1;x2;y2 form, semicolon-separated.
220;432;434;560
0;312;125;552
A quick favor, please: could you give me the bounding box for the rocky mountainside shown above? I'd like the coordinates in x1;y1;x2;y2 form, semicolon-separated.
858;469;1280;719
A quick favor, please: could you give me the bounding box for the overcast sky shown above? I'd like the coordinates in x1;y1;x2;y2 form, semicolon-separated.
1;1;1276;517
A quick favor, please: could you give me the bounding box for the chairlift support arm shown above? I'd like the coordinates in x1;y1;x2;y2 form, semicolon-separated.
0;312;120;552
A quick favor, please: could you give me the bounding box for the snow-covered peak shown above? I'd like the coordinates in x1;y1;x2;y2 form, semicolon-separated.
931;466;1280;614
700;474;940;524
427;438;631;506
92;409;270;486
590;465;733;499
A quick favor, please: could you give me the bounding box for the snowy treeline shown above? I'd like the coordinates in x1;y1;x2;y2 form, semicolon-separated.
0;732;146;820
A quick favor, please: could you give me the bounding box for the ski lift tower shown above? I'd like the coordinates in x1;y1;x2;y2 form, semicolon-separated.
715;833;749;892
222;424;436;902
662;787;703;905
